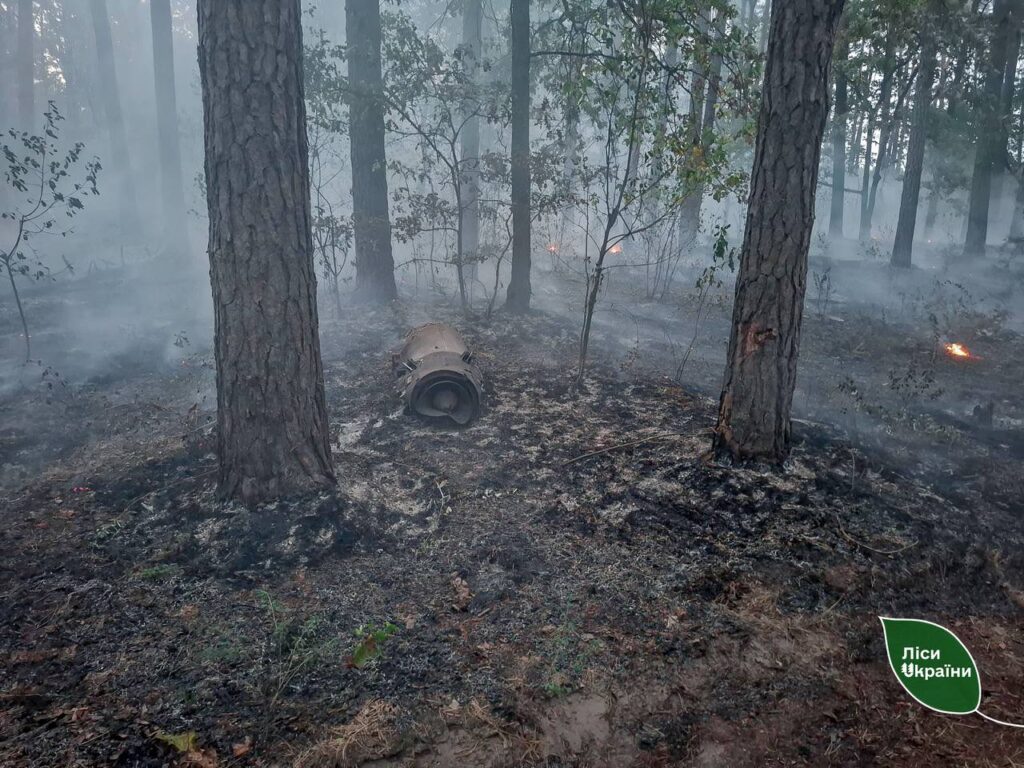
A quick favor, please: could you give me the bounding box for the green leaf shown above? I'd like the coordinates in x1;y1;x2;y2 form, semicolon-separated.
880;617;981;715
347;622;398;669
155;730;199;753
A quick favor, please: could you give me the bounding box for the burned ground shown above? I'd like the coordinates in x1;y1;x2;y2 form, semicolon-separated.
2;254;1024;767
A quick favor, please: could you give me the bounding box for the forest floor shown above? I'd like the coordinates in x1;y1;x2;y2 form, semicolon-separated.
3;246;1024;767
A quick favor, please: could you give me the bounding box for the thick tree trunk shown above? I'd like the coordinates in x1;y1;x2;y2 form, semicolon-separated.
150;0;188;256
347;0;398;302
505;0;531;313
197;0;336;504
89;0;141;236
964;0;1015;257
460;0;483;289
891;36;937;268
829;34;849;237
17;0;33;130
714;0;844;463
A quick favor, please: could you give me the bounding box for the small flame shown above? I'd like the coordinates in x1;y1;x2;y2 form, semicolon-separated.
609;243;623;255
546;243;558;253
944;342;971;359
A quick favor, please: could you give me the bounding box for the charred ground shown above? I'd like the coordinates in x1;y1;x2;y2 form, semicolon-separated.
2;254;1024;767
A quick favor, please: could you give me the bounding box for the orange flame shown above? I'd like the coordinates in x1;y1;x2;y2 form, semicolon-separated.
609;243;623;255
547;243;558;253
944;342;971;359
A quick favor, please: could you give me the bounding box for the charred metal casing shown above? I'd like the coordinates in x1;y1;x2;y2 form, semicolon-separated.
394;323;482;425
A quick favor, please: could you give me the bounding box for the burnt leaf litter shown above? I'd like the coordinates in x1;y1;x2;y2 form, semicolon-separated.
3;274;1024;766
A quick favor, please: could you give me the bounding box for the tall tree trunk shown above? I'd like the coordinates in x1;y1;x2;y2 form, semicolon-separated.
1009;173;1024;244
150;0;188;256
678;19;709;251
57;1;88;133
866;88;911;239
347;0;397;302
848;105;863;173
560;89;580;245
949;0;985;120
89;0;141;237
505;0;531;313
924;175;940;238
197;0;336;504
1010;100;1024;244
460;0;482;289
862;42;897;240
891;34;937;268
743;0;756;29
691;19;724;233
558;24;585;249
964;0;1015;257
994;10;1022;224
17;0;33;130
859;111;875;236
714;0;844;463
829;33;849;237
758;0;771;54
679;60;723;250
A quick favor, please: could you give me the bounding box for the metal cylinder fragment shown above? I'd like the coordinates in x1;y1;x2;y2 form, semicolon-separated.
394;323;483;425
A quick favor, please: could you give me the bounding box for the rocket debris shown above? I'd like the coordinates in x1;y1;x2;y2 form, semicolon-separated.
394;323;483;425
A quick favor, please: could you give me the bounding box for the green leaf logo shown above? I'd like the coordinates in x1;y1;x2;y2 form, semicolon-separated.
880;617;981;715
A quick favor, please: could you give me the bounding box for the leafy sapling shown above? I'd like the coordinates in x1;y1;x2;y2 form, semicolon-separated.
2;102;101;362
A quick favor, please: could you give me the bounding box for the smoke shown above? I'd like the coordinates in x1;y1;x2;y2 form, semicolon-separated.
1;0;1022;497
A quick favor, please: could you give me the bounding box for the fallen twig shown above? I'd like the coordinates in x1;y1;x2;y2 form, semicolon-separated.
562;431;703;466
834;512;917;556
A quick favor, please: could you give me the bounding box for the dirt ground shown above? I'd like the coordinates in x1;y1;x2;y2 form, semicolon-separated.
3;249;1024;767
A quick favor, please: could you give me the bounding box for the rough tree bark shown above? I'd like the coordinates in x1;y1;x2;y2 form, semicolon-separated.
714;0;845;463
460;0;482;287
964;0;1015;257
505;0;532;313
891;31;937;268
197;0;336;504
150;0;188;256
89;0;141;236
347;0;398;302
17;0;33;130
829;33;849;237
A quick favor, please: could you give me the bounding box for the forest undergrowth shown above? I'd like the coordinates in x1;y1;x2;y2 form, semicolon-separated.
2;258;1024;766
